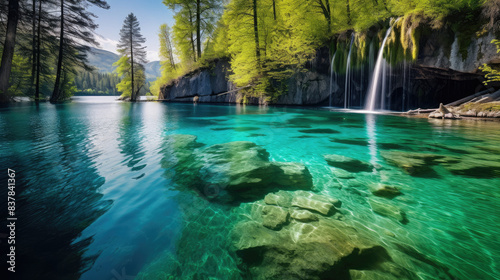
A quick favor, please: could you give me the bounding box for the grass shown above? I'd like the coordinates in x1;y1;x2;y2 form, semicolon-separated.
460;102;500;112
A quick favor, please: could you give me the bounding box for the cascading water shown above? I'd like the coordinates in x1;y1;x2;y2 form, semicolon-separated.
329;52;337;107
344;35;354;108
364;27;392;111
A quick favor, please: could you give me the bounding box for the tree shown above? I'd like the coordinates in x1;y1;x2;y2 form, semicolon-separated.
150;24;177;96
0;0;20;103
116;13;147;101
480;39;500;85
314;0;332;34
164;0;221;63
50;0;109;103
159;24;176;70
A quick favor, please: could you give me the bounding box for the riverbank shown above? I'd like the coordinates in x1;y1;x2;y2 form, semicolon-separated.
404;89;500;120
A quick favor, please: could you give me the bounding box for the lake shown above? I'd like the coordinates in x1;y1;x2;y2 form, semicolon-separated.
0;96;499;279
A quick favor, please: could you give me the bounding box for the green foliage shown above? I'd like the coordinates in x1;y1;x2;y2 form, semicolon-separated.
150;24;179;97
75;70;121;95
479;39;500;85
114;56;146;99
116;13;147;101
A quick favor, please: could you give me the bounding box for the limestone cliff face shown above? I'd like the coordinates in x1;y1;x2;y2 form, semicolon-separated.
418;31;499;73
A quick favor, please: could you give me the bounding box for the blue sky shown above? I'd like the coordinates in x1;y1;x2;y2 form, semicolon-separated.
89;0;176;62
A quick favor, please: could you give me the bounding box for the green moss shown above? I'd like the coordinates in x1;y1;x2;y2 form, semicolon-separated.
447;7;485;60
461;102;500;112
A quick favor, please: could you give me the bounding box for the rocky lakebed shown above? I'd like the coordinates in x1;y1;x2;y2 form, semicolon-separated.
136;133;500;280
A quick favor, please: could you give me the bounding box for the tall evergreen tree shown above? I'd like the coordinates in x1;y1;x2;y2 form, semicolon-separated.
116;13;147;102
50;0;109;103
0;0;20;103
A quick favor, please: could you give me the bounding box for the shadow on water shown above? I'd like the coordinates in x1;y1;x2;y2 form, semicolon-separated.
118;103;147;179
0;103;111;279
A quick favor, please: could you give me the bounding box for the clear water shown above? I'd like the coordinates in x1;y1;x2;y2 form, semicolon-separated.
0;96;499;279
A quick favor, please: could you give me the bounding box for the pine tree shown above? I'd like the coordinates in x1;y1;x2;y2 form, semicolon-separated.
116;13;147;101
50;0;109;103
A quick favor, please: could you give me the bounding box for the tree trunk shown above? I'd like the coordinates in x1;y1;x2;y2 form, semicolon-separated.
51;0;64;103
0;0;20;103
31;0;37;91
35;0;42;100
317;1;331;34
382;0;389;11
166;31;176;69
253;0;260;66
325;0;331;34
196;0;201;59
273;0;276;20
346;0;351;26
130;25;135;102
188;8;196;62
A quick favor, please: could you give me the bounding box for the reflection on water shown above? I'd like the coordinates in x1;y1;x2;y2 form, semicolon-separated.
0;97;499;279
0;104;110;279
365;114;378;166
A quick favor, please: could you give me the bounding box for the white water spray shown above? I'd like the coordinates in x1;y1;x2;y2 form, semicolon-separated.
365;27;392;111
329;52;337;107
344;35;354;108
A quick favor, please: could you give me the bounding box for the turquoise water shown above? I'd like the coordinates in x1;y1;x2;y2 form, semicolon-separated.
0;96;499;279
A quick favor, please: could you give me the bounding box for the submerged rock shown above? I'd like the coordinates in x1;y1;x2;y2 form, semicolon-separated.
290;209;318;222
332;167;355;179
371;184;403;199
291;196;334;215
324;154;373;172
380;151;443;177
230;190;414;280
262;205;289;230
298;128;341;134
197;141;313;202
264;191;293;207
369;198;408;224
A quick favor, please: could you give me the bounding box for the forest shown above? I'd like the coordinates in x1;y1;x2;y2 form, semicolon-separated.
0;0;499;103
150;0;500;99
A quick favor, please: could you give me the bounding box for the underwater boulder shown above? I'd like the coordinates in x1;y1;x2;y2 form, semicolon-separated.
290;209;318;222
369;198;408;224
230;190;413;280
197;141;314;202
370;184;403;199
380;151;444;177
264;191;293;207
324;154;373;172
262;205;290;230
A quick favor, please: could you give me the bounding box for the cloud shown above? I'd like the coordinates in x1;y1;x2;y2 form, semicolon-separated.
91;34;159;62
147;50;160;62
94;35;119;54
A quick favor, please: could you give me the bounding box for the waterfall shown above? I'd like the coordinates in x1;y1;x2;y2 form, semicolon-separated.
381;60;387;110
344;35;354;108
364;27;392;111
329;52;337;107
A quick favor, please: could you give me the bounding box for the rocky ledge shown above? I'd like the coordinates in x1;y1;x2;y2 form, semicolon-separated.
408;89;500;119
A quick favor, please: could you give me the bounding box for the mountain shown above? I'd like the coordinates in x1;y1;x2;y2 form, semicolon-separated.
86;47;161;81
144;61;161;81
86;47;120;73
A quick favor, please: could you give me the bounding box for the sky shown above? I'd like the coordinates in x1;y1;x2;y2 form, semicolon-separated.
89;0;176;62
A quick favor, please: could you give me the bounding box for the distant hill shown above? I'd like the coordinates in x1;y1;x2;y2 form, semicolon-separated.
144;61;161;81
86;47;161;81
86;47;120;73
